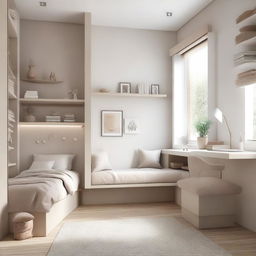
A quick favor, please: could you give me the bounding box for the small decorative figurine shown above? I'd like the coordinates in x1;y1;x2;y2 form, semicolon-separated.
69;89;78;100
27;65;36;80
49;72;57;81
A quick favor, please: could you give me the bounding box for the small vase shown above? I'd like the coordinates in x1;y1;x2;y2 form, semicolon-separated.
27;65;36;80
197;136;208;149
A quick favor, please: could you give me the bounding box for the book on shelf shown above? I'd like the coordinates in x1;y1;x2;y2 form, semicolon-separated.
24;90;39;99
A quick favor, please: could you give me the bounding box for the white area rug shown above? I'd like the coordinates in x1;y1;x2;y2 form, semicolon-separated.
48;217;231;256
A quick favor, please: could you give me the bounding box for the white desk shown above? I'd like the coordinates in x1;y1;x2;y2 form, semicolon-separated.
162;149;256;160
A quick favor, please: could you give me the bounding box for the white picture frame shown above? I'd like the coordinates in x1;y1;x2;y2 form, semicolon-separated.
101;110;123;137
124;118;140;135
119;82;131;94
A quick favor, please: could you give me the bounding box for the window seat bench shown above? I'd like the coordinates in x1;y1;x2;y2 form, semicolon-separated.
91;168;189;186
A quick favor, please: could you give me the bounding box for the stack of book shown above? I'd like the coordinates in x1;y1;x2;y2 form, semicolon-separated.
24;90;38;99
234;51;256;66
45;115;61;122
63;114;76;122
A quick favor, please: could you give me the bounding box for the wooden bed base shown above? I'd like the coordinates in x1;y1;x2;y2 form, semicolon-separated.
9;191;79;237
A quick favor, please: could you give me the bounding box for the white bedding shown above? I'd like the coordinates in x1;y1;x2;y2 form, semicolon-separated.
92;168;189;185
8;169;79;213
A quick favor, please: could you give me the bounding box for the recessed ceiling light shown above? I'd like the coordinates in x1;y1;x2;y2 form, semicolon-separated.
166;12;172;17
39;2;47;7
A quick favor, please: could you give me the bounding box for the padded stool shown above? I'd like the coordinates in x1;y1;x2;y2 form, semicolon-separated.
177;177;241;229
13;212;34;240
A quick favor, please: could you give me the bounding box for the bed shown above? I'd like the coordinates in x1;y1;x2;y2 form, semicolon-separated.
92;168;189;185
8;154;80;237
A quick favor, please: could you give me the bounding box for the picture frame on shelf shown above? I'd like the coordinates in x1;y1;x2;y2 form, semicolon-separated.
119;82;131;94
101;110;123;137
124;118;140;135
151;84;160;95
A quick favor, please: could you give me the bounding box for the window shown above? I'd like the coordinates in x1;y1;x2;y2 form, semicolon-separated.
184;41;208;141
245;84;256;141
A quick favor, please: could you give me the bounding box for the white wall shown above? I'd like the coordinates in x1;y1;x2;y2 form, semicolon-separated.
91;26;176;168
19;20;85;183
177;0;256;231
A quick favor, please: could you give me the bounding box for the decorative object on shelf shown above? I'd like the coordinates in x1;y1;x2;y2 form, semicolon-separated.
124;118;140;135
24;90;38;99
49;72;57;81
101;110;123;137
24;107;36;122
151;84;160;95
99;88;110;93
195;119;211;149
27;64;37;80
119;82;131;94
64;114;76;123
137;84;144;94
69;89;78;100
45;114;61;122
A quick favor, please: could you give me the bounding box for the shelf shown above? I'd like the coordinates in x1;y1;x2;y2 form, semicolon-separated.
237;13;256;30
236;35;256;50
22;79;63;84
92;92;168;98
19;122;84;127
20;98;85;105
8;91;17;100
8;163;16;167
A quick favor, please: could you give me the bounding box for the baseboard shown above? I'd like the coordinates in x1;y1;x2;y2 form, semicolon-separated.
81;187;175;205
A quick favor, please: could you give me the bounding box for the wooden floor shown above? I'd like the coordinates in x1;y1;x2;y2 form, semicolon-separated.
1;203;256;256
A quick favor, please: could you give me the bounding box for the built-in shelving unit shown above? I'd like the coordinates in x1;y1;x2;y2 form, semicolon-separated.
7;3;19;178
20;98;85;105
235;9;256;87
21;79;63;84
93;92;168;98
19;122;84;127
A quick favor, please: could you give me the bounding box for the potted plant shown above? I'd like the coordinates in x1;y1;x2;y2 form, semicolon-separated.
195;120;211;149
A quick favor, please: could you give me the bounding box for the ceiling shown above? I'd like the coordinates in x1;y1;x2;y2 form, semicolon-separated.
15;0;213;31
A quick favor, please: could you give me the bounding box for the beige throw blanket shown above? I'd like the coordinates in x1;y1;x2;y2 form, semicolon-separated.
8;169;79;213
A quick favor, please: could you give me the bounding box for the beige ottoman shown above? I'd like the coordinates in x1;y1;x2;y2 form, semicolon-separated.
13;212;34;240
177;177;241;229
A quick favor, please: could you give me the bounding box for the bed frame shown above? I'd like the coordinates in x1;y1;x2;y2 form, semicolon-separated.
9;191;79;237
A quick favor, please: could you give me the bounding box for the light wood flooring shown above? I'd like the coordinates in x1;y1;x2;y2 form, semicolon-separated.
1;203;256;256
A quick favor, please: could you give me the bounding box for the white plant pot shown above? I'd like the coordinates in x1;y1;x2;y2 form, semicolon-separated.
197;136;208;149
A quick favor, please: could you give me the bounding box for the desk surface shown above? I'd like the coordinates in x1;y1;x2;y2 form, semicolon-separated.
162;149;256;160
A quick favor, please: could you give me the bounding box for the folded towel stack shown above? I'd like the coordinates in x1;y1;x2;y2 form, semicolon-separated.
45;115;61;122
24;91;38;99
236;70;256;86
63;114;76;122
234;51;256;66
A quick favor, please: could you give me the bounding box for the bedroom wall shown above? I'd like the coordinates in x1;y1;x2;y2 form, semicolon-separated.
177;0;256;231
91;26;176;169
19;20;85;183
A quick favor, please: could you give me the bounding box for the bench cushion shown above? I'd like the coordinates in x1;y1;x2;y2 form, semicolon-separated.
92;168;189;185
177;177;241;196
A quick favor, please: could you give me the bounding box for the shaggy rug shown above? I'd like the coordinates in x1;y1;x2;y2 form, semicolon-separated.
48;216;231;256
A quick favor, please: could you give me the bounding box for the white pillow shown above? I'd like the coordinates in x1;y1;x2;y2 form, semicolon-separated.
29;160;55;170
33;154;75;170
137;149;162;169
92;151;112;172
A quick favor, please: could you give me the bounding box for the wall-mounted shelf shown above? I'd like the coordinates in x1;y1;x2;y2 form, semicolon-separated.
92;92;168;98
237;13;256;30
20;98;84;105
8;163;16;167
19;122;84;127
21;79;63;84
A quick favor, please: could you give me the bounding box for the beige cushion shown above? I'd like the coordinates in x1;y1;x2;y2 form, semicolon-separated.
92;151;112;172
178;177;241;196
137;149;161;169
13;212;34;223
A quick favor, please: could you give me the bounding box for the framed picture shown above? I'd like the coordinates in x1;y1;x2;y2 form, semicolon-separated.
101;110;123;137
151;84;160;95
124;118;140;135
119;82;131;94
